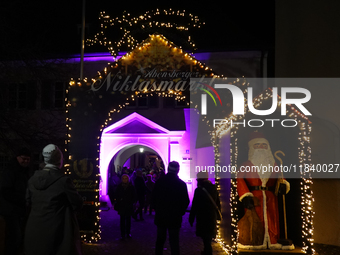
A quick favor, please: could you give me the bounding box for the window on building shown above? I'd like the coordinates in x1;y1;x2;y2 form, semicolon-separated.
27;81;37;109
126;94;159;109
41;81;66;110
148;95;159;108
41;81;53;109
18;83;27;108
163;96;175;108
7;82;37;109
138;94;148;108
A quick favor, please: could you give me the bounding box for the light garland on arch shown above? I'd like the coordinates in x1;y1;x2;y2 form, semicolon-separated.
211;87;314;254
76;33;218;89
87;9;204;58
65;80;102;243
67;74;192;244
94;90;190;242
189;77;247;255
69;30;247;247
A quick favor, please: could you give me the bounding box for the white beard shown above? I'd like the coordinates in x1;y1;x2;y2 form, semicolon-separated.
249;148;275;186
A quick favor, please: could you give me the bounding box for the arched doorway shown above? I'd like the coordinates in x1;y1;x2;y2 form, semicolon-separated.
106;144;166;206
99;112;185;198
108;145;165;174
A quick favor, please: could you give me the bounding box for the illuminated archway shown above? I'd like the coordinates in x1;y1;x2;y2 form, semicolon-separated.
99;112;185;196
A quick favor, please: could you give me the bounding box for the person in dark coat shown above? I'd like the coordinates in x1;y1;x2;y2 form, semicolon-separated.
0;147;31;255
132;169;146;221
108;171;121;207
144;174;155;215
152;161;190;255
24;144;83;255
114;174;136;240
189;171;221;255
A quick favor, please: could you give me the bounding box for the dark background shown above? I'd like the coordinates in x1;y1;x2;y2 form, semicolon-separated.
0;0;275;58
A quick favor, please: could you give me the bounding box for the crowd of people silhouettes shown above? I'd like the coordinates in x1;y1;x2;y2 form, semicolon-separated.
0;146;221;255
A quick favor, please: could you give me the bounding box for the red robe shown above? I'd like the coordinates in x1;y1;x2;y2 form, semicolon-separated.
237;160;281;246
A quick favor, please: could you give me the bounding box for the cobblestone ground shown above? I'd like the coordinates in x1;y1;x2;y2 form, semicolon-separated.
81;207;226;255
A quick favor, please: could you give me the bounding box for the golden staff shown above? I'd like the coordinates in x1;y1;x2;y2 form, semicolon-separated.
274;150;288;240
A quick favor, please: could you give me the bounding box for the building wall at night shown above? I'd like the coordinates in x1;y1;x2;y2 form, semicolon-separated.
0;49;264;160
0;44;263;240
0;45;262;172
276;0;340;246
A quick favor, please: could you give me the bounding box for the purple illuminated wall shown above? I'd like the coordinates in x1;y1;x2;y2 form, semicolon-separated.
69;51;263;78
99;110;216;206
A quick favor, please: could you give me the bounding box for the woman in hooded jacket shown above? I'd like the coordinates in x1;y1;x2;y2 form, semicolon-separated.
25;144;83;255
189;172;221;255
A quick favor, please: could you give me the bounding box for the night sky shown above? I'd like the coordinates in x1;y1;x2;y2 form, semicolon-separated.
0;0;275;59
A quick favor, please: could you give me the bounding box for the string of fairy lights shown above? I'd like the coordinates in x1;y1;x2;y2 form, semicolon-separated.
84;34;218;88
68;31;216;243
65;83;102;243
87;9;204;58
211;87;314;254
